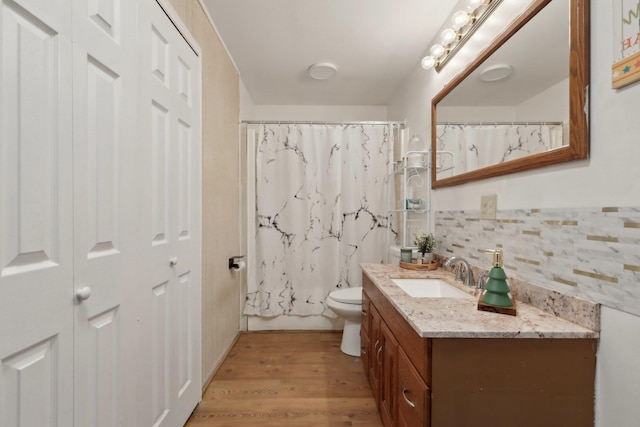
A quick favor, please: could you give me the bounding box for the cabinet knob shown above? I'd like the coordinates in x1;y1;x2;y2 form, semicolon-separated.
75;286;92;301
169;256;178;267
376;346;383;364
402;388;416;408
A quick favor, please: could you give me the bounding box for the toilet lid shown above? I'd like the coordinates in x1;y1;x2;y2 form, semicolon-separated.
330;287;362;304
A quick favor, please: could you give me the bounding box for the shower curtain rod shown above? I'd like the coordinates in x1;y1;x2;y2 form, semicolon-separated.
241;120;405;126
438;120;565;126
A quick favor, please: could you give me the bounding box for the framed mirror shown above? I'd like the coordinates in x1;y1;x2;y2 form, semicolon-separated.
431;0;589;188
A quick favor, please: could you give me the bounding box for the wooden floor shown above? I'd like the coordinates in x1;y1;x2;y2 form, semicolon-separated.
184;331;383;427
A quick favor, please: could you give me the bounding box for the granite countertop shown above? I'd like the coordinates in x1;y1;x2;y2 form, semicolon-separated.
362;263;599;339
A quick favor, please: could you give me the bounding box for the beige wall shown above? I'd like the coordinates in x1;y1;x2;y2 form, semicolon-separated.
165;0;241;386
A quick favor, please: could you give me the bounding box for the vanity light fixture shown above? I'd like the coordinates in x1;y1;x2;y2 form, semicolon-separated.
421;0;503;72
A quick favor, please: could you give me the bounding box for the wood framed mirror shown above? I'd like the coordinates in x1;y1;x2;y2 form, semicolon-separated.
431;0;589;188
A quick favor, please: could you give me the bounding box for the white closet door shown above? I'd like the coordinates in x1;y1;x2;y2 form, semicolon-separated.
0;0;74;426
71;0;141;426
137;1;202;426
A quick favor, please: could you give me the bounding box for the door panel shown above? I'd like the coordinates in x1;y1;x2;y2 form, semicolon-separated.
151;280;170;427
1;0;65;275
177;272;193;396
71;0;139;425
2;336;60;426
0;0;74;426
138;1;202;425
86;55;119;257
85;307;120;426
177;119;192;240
151;100;170;246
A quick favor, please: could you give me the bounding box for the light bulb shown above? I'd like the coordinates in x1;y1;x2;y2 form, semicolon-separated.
440;28;457;46
421;55;436;70
466;0;485;12
430;44;446;59
452;10;470;30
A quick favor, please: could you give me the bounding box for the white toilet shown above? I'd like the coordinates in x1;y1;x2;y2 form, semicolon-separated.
326;287;363;356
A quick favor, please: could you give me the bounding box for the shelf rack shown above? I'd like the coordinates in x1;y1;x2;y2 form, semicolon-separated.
387;150;454;252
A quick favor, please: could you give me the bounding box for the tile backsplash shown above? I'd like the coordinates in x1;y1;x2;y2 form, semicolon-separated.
436;207;640;316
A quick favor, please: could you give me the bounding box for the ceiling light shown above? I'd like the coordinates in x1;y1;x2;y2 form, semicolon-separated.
479;64;512;82
308;62;337;80
430;44;446;59
421;0;503;72
466;0;486;13
440;28;457;46
451;10;471;30
421;56;436;70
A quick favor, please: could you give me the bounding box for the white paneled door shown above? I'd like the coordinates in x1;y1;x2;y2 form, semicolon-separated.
137;1;202;426
71;0;141;426
0;0;74;426
1;0;201;426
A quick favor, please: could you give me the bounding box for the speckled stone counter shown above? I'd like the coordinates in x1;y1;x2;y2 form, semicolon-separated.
361;263;599;339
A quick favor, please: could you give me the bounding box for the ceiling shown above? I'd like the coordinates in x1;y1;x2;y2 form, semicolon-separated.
201;0;458;106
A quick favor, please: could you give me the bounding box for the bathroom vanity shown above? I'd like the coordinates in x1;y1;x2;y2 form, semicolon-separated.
360;264;598;427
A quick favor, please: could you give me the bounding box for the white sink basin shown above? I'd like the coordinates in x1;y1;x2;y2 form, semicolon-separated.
391;278;472;298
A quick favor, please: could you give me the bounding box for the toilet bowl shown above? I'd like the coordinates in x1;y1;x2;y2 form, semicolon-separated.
326;287;363;356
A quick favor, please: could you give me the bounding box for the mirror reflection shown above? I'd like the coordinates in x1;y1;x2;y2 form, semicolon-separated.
432;0;588;185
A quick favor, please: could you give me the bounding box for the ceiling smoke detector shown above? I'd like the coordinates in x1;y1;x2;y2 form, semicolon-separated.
308;62;337;80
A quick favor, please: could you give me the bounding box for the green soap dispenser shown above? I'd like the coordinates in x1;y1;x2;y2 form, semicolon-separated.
480;249;514;307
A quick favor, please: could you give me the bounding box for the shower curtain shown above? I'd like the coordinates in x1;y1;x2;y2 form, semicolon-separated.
244;123;393;317
436;123;564;175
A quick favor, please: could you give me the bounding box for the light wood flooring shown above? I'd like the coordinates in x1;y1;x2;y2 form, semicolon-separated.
184;331;383;427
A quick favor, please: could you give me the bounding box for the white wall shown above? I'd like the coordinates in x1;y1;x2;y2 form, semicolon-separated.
387;1;640;425
240;81;389;122
239;79;256;121
515;78;569;122
243;104;388;122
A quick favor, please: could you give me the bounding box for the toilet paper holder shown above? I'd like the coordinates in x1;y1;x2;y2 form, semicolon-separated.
228;255;245;270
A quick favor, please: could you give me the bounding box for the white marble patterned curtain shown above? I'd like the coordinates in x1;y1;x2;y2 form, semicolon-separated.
436;123;564;175
244;123;393;317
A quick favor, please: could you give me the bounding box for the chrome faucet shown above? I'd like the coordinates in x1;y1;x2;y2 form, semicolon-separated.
444;256;475;287
476;272;488;291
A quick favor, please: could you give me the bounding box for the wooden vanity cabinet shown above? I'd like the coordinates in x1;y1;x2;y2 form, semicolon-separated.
361;271;597;427
366;295;399;427
363;273;431;427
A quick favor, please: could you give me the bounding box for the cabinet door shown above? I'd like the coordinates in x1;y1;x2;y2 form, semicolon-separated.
398;347;430;427
361;290;371;373
0;0;74;425
380;321;399;427
368;304;381;404
361;328;370;376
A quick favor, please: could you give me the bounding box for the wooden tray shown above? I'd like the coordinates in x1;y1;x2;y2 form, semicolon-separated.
477;294;517;316
399;261;438;271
